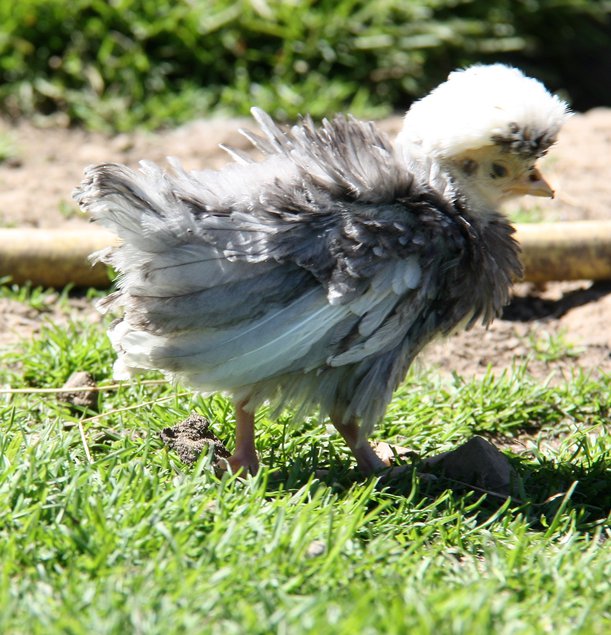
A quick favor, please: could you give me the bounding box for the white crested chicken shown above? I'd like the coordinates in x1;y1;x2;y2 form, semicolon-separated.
75;64;568;475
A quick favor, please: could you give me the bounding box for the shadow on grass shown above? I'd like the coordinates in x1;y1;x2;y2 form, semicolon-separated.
511;455;610;528
152;412;608;532
266;445;610;532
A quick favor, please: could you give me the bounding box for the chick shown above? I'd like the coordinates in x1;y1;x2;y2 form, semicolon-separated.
75;64;568;475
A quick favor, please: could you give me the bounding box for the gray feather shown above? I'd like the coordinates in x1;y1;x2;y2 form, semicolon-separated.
74;109;522;441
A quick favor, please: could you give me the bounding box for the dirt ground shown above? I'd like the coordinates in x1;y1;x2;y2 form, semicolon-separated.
0;110;609;380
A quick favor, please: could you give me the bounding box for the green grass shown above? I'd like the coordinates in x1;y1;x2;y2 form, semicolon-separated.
0;0;608;130
528;329;583;363
508;206;546;225
0;286;609;634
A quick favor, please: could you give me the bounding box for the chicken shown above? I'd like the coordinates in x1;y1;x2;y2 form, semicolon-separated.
74;64;568;476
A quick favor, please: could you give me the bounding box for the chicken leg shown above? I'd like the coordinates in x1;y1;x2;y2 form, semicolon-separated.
226;402;260;474
331;416;390;475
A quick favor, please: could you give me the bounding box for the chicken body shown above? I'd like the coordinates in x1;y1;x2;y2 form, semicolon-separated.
75;65;567;474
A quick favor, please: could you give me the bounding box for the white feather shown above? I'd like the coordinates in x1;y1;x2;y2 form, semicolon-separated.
115;288;353;388
396;64;569;161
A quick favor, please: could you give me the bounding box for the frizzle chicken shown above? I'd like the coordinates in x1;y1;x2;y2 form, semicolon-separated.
74;64;568;475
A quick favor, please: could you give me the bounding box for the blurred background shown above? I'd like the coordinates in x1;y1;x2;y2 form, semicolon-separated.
0;0;609;132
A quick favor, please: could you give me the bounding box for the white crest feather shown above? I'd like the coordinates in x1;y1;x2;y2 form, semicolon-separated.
396;64;570;160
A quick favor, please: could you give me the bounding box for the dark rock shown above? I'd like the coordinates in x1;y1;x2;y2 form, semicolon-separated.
421;436;520;497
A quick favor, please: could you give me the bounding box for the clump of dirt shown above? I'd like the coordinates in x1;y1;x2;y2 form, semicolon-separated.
58;370;99;411
160;413;231;470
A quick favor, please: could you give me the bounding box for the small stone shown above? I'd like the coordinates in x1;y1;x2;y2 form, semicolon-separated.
58;371;98;411
305;540;327;558
3;156;22;168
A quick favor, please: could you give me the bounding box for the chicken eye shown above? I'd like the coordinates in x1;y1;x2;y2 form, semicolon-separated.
490;163;508;178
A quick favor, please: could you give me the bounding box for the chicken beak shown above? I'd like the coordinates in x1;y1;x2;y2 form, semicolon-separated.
509;167;555;198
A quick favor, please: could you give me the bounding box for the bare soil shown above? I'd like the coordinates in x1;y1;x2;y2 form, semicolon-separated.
0;111;609;380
